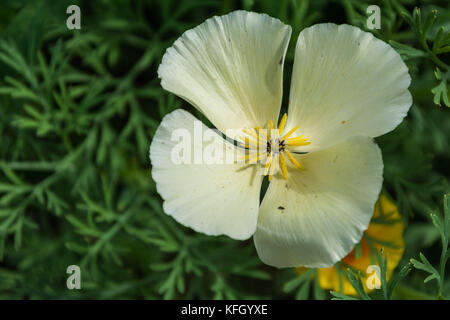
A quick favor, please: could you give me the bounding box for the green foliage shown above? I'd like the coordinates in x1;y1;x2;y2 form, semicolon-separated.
431;68;449;107
0;0;449;299
411;194;450;299
282;269;325;300
399;7;450;107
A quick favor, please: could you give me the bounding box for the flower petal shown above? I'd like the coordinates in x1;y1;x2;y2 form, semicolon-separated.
286;24;412;152
150;109;263;240
158;11;291;136
253;137;383;268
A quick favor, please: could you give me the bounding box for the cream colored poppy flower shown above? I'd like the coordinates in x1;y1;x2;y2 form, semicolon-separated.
150;11;412;268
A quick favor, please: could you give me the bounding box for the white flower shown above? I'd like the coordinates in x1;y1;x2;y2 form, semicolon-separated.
150;11;412;268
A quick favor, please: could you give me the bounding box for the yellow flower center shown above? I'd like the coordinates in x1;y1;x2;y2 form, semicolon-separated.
239;113;310;180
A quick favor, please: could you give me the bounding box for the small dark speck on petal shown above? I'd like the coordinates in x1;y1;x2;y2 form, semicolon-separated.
279;58;283;65
278;206;285;210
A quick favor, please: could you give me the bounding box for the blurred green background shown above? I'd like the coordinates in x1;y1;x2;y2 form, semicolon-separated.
0;0;449;299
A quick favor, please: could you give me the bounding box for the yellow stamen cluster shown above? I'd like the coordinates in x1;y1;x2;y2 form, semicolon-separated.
239;113;310;180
